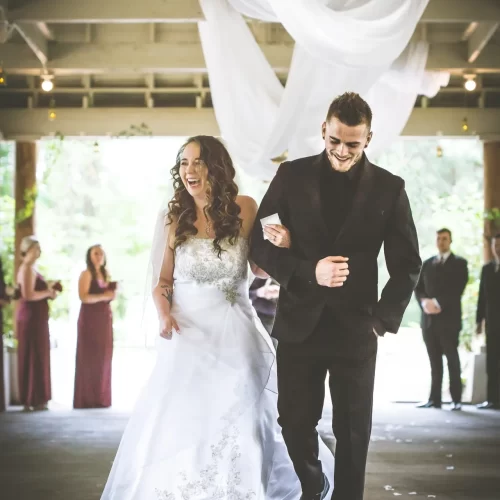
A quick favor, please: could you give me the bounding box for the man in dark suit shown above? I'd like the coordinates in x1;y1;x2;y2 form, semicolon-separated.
414;228;468;411
250;92;421;500
476;233;500;410
249;277;279;334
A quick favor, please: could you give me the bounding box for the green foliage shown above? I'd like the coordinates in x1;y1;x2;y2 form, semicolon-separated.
0;142;16;347
15;185;37;224
115;123;153;138
484;207;500;236
484;207;500;222
375;138;484;350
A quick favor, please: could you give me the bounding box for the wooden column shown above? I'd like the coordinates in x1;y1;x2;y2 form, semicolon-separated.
14;142;37;276
483;141;500;261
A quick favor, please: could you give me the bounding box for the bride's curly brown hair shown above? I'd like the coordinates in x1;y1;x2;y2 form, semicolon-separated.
167;136;242;257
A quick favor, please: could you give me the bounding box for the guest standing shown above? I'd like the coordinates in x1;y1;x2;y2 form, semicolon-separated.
16;236;57;411
0;257;9;412
73;244;116;409
415;228;468;411
249;277;279;334
476;234;500;410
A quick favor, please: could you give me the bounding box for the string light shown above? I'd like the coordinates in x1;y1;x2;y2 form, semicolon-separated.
41;73;54;92
48;98;56;121
464;75;476;91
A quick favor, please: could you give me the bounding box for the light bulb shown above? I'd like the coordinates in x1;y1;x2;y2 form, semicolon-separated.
41;78;53;92
464;78;476;91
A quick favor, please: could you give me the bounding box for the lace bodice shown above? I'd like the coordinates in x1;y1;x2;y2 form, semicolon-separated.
174;237;249;304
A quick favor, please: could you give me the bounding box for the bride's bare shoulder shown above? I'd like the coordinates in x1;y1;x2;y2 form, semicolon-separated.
236;195;258;212
236;195;258;237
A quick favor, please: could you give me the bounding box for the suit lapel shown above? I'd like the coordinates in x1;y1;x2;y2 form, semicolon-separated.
332;154;375;248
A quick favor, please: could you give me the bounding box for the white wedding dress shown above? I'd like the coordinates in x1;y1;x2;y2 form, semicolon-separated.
101;236;334;500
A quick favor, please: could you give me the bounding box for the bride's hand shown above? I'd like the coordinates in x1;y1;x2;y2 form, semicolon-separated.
159;314;180;340
264;224;291;249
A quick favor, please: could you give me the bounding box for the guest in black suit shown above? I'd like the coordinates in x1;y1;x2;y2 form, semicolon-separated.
476;233;500;410
251;92;421;500
249;277;279;334
415;228;468;411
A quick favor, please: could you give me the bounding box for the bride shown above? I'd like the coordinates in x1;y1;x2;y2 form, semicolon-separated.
100;136;334;499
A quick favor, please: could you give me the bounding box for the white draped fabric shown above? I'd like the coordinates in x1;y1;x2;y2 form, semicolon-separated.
199;0;449;180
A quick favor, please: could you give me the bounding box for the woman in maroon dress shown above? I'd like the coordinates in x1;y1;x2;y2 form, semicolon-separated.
73;244;116;409
16;236;58;411
0;257;9;412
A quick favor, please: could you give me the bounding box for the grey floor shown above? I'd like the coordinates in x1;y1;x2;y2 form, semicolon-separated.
1;403;499;500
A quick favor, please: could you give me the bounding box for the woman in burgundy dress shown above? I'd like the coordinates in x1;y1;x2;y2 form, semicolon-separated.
0;257;9;412
73;244;116;409
16;236;58;411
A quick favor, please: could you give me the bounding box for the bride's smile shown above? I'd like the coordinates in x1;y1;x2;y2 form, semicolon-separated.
179;142;209;199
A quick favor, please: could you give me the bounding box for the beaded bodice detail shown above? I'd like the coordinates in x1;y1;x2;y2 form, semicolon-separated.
174;237;249;304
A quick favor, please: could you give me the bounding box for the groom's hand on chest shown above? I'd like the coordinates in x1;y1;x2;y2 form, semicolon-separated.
315;256;349;287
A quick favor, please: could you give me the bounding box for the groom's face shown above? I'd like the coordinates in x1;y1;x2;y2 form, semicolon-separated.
322;117;372;172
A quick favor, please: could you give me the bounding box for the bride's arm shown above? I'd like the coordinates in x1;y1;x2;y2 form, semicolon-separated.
152;246;174;316
238;195;269;279
152;224;180;337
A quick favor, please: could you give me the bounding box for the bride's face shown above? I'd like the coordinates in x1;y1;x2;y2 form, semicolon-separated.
179;142;209;200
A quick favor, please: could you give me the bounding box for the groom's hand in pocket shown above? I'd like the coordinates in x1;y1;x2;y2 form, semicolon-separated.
315;256;349;287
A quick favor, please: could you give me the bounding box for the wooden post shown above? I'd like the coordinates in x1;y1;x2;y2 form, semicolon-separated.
9;142;37;405
483;141;500;261
14;142;37;276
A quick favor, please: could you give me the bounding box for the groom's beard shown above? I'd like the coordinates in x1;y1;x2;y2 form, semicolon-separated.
327;150;363;172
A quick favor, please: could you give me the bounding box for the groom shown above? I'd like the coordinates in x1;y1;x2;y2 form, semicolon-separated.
250;92;422;500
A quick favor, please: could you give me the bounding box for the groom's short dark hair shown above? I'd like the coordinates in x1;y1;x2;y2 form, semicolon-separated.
326;92;372;129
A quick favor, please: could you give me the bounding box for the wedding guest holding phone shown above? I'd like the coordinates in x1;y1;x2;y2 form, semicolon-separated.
16;236;60;411
73;244;116;409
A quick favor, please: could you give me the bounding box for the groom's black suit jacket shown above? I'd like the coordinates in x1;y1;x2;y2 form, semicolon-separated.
250;152;422;351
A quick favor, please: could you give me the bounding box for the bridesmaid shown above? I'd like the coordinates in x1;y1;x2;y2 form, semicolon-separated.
0;257;9;412
16;236;58;411
73;244;116;409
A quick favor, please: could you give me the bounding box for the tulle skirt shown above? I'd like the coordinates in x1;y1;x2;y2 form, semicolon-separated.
101;282;334;499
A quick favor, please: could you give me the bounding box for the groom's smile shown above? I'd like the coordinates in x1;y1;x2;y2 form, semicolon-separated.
322;116;372;173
